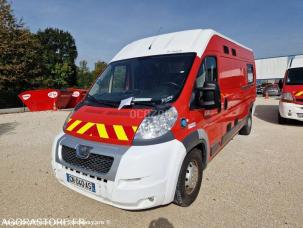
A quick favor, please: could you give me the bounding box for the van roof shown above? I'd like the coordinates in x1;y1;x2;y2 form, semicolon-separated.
289;55;303;68
111;29;252;62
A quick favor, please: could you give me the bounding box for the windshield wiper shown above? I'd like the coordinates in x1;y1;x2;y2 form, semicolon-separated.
86;94;117;107
131;100;159;108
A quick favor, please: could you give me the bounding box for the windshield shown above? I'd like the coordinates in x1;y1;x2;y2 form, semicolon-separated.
286;67;303;85
87;53;196;107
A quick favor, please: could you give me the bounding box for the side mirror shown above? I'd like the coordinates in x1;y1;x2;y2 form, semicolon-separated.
196;82;221;110
278;79;283;90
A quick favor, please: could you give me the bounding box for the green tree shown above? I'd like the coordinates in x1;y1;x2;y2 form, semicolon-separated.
0;0;42;107
77;60;92;88
92;61;107;81
36;28;78;88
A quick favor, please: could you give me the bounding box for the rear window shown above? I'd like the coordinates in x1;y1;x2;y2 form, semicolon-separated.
286;68;303;85
246;64;254;84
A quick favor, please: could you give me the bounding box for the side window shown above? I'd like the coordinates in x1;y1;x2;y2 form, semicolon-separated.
247;64;254;84
196;56;218;89
232;48;237;56
223;46;229;54
205;57;218;82
93;67;111;94
191;56;218;107
112;65;127;92
196;61;206;89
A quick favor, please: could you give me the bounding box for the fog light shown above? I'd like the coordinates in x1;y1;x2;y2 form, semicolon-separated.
148;197;154;202
288;110;292;116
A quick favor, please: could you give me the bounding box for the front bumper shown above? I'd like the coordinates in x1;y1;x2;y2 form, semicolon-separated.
52;133;186;210
279;101;303;121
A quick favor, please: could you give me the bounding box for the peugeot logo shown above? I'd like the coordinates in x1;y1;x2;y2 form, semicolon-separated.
75;145;92;159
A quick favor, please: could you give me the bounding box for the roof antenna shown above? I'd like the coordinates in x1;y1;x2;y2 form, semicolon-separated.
148;26;162;50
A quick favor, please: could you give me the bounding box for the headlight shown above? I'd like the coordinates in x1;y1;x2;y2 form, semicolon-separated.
281;92;294;102
134;106;178;140
63;109;75;130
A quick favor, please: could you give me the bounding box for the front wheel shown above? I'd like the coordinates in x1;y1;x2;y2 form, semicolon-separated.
174;148;203;207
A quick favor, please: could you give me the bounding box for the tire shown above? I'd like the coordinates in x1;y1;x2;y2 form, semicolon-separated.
278;112;287;124
239;111;252;135
174;148;203;207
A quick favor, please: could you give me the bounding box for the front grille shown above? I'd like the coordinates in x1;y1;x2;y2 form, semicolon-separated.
61;145;114;174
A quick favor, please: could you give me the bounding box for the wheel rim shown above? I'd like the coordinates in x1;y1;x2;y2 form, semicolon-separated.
185;160;199;195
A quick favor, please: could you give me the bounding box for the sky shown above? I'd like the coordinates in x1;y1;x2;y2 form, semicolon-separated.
11;0;303;69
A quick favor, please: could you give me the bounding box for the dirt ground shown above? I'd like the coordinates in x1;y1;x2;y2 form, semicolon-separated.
0;97;302;228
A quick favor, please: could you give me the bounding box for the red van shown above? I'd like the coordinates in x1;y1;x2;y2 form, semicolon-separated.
278;56;303;124
52;29;256;210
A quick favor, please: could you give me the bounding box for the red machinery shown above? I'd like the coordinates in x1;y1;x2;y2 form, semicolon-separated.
65;88;87;109
18;88;87;112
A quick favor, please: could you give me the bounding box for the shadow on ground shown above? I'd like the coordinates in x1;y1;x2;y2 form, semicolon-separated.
254;105;303;126
149;218;174;228
254;105;278;124
0;122;18;136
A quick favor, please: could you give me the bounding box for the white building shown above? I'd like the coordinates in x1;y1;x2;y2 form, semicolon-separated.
255;54;303;83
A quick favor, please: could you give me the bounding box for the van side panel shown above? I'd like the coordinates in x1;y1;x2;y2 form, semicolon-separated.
173;35;256;163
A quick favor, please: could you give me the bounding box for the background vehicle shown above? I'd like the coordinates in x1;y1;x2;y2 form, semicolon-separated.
256;85;263;94
52;29;256;210
262;84;281;97
278;55;303;124
257;83;271;95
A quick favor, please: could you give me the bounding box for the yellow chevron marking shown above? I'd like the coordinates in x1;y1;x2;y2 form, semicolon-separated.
96;124;109;139
77;122;94;134
295;91;303;97
113;125;128;141
132;126;138;132
66;120;82;131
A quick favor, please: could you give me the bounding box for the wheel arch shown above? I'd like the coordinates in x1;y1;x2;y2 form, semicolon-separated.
181;129;209;169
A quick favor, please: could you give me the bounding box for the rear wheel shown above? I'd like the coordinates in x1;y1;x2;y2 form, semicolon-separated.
278;112;287;124
174;148;203;207
239;111;252;135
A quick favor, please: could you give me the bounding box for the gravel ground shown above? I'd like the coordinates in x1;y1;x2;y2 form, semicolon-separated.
0;97;302;228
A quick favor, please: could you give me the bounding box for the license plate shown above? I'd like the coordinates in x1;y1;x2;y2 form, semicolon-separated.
66;173;96;193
